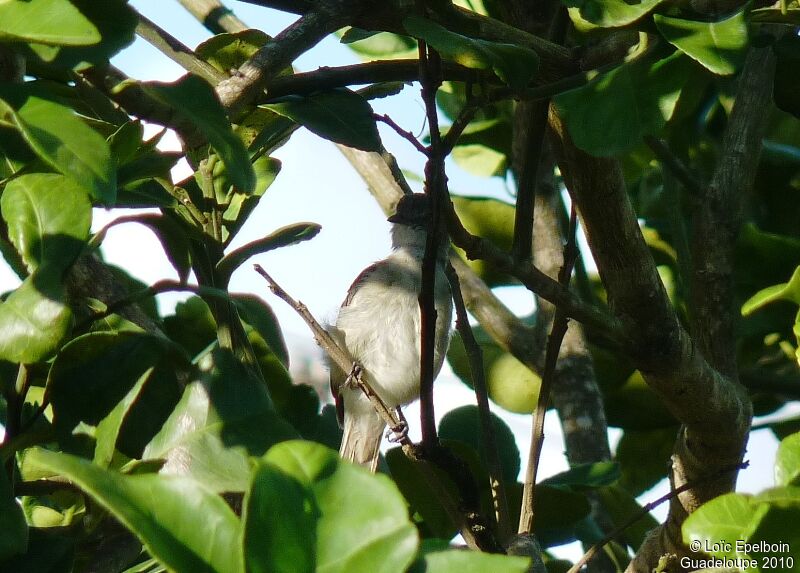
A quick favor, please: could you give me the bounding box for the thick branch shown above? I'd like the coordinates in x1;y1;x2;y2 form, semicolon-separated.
689;45;775;380
216;0;356;115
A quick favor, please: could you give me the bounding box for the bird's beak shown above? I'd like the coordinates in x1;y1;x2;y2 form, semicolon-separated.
387;212;401;223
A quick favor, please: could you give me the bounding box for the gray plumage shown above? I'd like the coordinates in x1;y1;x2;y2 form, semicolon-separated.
328;194;453;471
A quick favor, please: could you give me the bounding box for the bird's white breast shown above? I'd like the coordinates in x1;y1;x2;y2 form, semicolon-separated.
334;248;452;412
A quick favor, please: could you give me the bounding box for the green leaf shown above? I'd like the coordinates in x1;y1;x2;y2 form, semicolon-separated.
262;89;381;152
143;347;296;492
196;29;270;74
403;15;538;89
543;462;621;490
452;144;507;177
217;222;321;281
597;485;659;550
93;366;152;468
1;173;91;275
555;52;692;156
653;11;748;76
563;0;665;28
340;28;418;60
242;461;318;573
26;0;137;70
742;267;800;315
0;273;71;363
602;370;677;429
439;405;520;482
682;492;766;557
0;0;100;45
0;466;27;560
774;34;800;119
776;432;800;486
265;440;419;573
140;75;255;193
408;550;531;573
450;196;516;287
0;83;116;202
616;428;676;496
233;293;289;368
385;445;459;540
47;332;181;432
221;156;282;244
25;448;243;573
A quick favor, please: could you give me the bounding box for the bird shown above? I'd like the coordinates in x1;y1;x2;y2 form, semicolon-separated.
327;193;453;472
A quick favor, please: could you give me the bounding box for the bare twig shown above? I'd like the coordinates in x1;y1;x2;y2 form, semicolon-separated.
252;264;407;438
643;136;703;198
519;206;579;534
567;461;749;573
254;263;499;551
375;113;430;155
417;33;447;447
135;10;227;85
175;0;248;33
445;264;512;543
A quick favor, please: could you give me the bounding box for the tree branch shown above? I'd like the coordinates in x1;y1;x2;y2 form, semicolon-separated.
216;0;357;116
175;0;248;34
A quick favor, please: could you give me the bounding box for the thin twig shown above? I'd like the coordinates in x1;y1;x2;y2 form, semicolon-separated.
252;265;408;439
446;264;512;543
519;205;579;534
417;30;446;448
643;136;703;197
375;114;430;155
134;10;227;85
441;102;480;155
253;264;498;551
566;461;749;573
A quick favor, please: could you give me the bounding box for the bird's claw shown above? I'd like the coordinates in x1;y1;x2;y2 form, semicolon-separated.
344;362;363;388
386;407;409;443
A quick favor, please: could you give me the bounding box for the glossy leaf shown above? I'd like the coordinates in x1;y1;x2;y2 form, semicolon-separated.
340;28;418;60
265;440;419;573
450;195;516;287
263;89;381;152
543;461;621;490
0;84;116;202
555;52;691;156
742;267;800;315
143;348;296;492
0;274;71;363
615;428;676;496
196;29;270;73
0;0;100;45
682;492;765;556
407;550;531;573
47;332;180;432
221;156;282;244
25;448;243;573
439;405;520;482
403;16;538;89
26;0;137;70
0;467;27;560
242;461;318;573
233;293;290;367
452;144;507;177
1;173;91;274
563;0;665;28
141;75;255;193
654;11;748;75
597;485;659;549
775;432;800;486
216;222;321;281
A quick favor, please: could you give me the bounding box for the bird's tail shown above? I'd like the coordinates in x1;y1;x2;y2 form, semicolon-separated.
339;411;385;473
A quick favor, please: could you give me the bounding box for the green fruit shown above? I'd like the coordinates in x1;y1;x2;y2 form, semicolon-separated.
487;353;541;414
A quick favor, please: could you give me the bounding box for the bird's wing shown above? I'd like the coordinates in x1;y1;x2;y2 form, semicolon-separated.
342;261;381;307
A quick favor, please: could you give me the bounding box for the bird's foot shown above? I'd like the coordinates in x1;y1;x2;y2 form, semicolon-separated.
386;407;409;443
344;362;363;388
